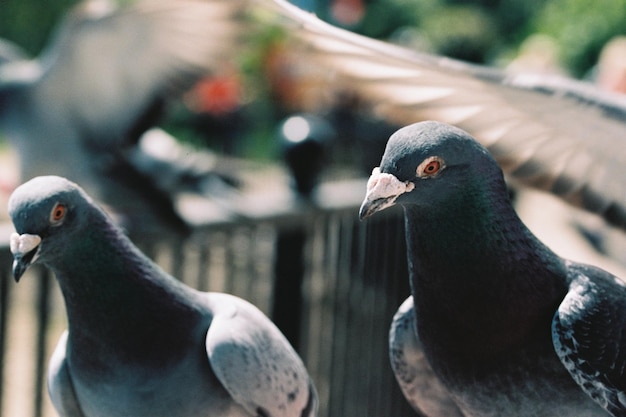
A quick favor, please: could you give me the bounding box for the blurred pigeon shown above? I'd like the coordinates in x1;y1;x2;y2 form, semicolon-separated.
278;113;333;197
0;0;246;237
260;0;626;231
9;175;318;417
360;121;626;416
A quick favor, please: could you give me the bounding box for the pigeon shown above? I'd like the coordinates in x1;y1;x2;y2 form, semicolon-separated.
277;113;333;197
0;0;246;237
259;0;626;231
359;121;626;417
8;175;318;417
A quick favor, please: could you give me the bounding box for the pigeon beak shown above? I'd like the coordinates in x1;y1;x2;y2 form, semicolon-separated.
359;167;415;220
10;233;42;282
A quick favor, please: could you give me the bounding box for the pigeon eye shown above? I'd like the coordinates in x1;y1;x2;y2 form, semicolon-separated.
50;203;67;225
417;156;445;178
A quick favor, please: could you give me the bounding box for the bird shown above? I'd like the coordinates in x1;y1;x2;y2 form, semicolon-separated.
8;175;318;417
260;0;626;232
359;121;626;417
277;113;334;197
0;0;246;238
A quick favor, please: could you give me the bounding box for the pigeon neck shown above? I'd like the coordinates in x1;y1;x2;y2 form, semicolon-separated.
402;177;567;354
51;214;204;367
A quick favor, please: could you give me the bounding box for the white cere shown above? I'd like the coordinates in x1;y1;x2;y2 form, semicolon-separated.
10;233;42;256
366;167;415;200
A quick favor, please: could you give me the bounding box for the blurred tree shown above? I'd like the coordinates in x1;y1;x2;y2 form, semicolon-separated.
419;5;498;63
0;0;77;55
533;0;626;76
316;0;419;38
312;0;540;64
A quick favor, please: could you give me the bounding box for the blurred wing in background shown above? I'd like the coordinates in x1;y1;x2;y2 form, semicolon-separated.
0;0;247;237
37;0;246;149
259;0;626;230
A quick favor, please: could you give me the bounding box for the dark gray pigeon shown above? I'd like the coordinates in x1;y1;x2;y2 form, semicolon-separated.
360;121;626;417
8;175;318;417
260;0;626;231
0;0;246;237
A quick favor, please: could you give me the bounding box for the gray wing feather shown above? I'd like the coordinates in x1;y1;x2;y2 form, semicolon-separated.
389;297;466;417
552;262;626;416
36;0;246;149
48;331;85;417
262;0;626;229
206;293;317;417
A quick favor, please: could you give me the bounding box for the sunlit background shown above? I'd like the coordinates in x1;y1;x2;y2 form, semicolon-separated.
1;1;626;416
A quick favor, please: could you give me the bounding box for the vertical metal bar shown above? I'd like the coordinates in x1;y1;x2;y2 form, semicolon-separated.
301;215;332;417
195;237;211;292
0;252;12;417
324;213;346;417
271;225;306;350
33;267;51;417
224;231;236;296
170;238;186;283
338;213;361;417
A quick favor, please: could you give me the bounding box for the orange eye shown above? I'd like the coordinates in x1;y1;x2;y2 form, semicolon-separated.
417;156;445;178
424;160;440;174
50;203;67;224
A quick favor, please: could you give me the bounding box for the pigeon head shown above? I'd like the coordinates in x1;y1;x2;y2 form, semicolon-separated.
359;121;503;219
8;176;97;282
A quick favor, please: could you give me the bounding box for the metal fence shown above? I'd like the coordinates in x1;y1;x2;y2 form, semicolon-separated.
0;178;419;417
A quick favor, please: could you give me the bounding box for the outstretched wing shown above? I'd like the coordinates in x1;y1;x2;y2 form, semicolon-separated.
552;262;626;416
36;0;246;149
206;293;318;417
261;0;626;229
389;296;466;417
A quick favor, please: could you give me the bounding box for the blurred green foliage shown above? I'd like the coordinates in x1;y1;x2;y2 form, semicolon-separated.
533;0;626;76
2;0;624;74
0;0;76;56
315;0;626;75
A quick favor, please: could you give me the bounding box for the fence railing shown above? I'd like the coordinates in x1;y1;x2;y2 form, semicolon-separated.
0;178;419;417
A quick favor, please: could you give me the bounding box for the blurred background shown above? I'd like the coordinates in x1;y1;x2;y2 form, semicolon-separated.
1;0;626;416
3;0;626;167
